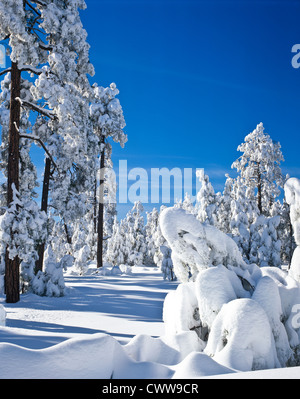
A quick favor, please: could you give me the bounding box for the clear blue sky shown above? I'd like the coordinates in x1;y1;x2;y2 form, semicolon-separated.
2;0;300;218
81;0;300;215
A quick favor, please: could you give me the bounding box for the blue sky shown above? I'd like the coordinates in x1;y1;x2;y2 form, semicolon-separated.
1;0;300;219
80;0;300;216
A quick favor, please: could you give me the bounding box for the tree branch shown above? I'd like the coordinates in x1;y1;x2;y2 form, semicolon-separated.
19;133;57;170
16;97;56;120
0;68;11;77
19;65;43;75
25;0;41;16
39;43;54;51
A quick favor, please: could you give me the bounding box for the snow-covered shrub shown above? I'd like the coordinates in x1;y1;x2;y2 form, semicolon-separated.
0;185;47;292
205;299;278;371
160;245;174;281
160;207;246;282
161;206;300;371
32;245;65;297
74;244;90;275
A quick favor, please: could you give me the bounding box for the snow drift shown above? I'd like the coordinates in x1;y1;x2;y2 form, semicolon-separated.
0;331;236;379
161;206;300;372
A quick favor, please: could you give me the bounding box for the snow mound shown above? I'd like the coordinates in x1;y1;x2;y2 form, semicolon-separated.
160;206;252;282
0;333;172;379
172;351;235;379
161;206;300;371
125;331;202;366
205;298;278;371
0;331;237;379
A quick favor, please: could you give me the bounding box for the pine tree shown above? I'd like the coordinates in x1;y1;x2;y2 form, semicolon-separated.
90;83;127;268
0;0;95;301
232;122;284;216
125;202;147;266
196;170;219;226
106;216;127;267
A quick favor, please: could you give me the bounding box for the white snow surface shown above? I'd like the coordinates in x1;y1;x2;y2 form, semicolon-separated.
285;178;300;283
0;264;300;379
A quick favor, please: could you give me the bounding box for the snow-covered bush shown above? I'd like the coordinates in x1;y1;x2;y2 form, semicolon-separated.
161;206;300;371
74;244;90;275
32;245;65;297
205;298;278;371
160;245;175;281
160;207;246;282
0;185;47;292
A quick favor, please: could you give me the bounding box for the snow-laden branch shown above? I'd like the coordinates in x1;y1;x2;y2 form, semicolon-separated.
0;65;42;77
12;122;57;170
15;97;56;120
25;0;42;16
19;134;57;170
19;65;43;75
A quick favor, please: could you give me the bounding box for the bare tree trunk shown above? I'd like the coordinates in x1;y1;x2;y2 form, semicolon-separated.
97;137;105;268
93;173;97;234
64;222;72;246
5;62;21;303
35;157;51;274
257;163;263;215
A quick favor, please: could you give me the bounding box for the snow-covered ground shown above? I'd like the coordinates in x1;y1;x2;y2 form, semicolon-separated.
0;264;299;379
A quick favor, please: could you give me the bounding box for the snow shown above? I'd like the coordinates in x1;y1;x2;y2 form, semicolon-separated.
160;207;300;375
285;178;300;282
205;298;278;371
0;304;5;326
0;264;300;379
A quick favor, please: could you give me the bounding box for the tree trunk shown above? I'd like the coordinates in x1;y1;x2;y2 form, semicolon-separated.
5;62;21;304
35;157;51;274
97;136;105;268
93;173;97;233
257;164;263;215
64;222;72;246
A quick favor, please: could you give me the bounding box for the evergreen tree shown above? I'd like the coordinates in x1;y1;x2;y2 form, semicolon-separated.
0;0;95;300
232;122;284;216
89;83;127;268
196;170;219;226
106;216;127;267
125;202;146;266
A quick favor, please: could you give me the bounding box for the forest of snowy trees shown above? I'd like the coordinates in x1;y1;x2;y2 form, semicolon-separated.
0;0;296;308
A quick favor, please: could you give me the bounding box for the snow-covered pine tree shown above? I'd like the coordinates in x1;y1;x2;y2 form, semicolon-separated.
0;72;45;293
0;0;95;300
106;216;127;267
0;184;47;293
229;176;251;261
30;0;96;273
160;245;175;281
216;174;233;234
196;170;219;226
89;83;127;268
32;244;65;297
125;202;147;266
275;199;295;267
232;122;284;216
175;193;197;215
249;214;281;267
145;208;158;266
